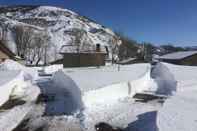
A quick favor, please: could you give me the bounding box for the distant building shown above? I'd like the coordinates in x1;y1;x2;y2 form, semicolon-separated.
158;51;197;66
0;41;16;63
56;44;108;67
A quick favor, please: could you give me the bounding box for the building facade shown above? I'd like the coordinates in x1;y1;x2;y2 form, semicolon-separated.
58;44;108;67
159;51;197;66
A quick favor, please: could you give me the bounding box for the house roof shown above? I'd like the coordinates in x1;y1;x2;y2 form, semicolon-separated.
0;41;16;59
59;44;107;54
159;51;197;60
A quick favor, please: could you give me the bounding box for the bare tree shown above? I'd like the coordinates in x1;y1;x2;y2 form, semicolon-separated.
70;28;86;51
69;28;87;65
108;36;121;64
0;26;8;42
31;30;51;66
14;25;51;65
14;26;34;58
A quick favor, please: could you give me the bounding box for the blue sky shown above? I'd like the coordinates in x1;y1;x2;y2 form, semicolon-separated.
0;0;197;46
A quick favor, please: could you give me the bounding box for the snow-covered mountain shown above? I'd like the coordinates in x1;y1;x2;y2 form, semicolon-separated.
0;5;121;65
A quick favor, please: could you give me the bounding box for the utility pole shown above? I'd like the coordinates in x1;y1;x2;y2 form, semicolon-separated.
143;43;147;61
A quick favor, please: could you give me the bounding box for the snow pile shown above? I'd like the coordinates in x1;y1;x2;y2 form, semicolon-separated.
82;90;161;131
81;63;177;131
64;63;176;97
151;63;177;95
0;60;40;131
52;70;83;113
64;63;149;92
0;83;40;131
131;62;177;96
0;70;26;106
82;62;177;129
0;103;34;131
83;82;132;107
0;59;38;81
131;68;154;95
157;63;197;131
157;90;197;131
163;62;197;82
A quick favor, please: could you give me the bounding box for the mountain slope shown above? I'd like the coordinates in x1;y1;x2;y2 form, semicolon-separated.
0;5;121;65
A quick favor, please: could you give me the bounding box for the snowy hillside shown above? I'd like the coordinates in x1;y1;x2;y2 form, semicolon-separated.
0;5;121;64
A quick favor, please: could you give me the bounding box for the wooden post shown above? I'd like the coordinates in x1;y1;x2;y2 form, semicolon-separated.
128;82;132;95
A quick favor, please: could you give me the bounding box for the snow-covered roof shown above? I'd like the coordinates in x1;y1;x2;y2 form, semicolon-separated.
118;57;137;64
59;44;107;54
159;51;197;60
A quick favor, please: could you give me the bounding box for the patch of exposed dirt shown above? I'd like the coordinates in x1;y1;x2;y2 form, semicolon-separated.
0;98;26;111
12;118;31;131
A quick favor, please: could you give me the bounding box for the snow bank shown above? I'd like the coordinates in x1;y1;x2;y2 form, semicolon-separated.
52;70;83;113
82;66;150;107
64;63;149;92
83;91;160;131
0;59;38;81
83;82;132;107
131;62;177;96
157;63;197;131
151;63;177;95
131;68;155;95
157;87;197;131
0;83;40;131
0;70;26;106
83;63;176;108
0;104;34;131
163;62;197;82
82;65;150;106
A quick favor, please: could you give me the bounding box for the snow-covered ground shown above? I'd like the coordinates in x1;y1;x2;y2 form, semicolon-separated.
0;60;40;131
1;60;197;131
158;63;197;131
61;62;196;131
32;63;163;131
0;70;24;106
0;82;40;131
64;64;150;92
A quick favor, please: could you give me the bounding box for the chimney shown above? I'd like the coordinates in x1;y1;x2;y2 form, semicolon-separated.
96;44;101;52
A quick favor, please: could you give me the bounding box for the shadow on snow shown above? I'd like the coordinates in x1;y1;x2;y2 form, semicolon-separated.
125;111;158;131
36;76;81;116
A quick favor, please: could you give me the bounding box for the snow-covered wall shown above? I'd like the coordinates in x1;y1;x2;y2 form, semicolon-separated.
83;82;131;106
82;66;150;107
64;64;149;92
52;70;83;112
83;63;177;107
